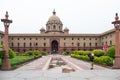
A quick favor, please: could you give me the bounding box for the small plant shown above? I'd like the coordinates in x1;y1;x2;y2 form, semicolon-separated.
41;51;48;56
63;51;69;55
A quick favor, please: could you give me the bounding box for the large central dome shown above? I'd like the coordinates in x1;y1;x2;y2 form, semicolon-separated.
40;10;69;34
46;10;62;25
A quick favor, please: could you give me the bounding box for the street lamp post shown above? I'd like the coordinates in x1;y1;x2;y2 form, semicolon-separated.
112;13;120;69
1;11;12;70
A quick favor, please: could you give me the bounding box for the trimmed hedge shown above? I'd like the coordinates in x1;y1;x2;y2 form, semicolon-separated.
71;54;89;61
71;49;113;66
92;49;105;57
24;50;42;58
94;56;113;66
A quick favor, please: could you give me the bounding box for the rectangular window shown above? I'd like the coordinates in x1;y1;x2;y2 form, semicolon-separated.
95;38;97;40
36;38;38;40
84;37;85;40
44;38;46;40
89;38;91;40
44;43;46;47
24;43;26;47
11;37;14;40
72;38;74;40
64;43;66;46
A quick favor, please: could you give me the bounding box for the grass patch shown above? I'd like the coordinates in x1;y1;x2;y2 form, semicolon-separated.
0;56;35;69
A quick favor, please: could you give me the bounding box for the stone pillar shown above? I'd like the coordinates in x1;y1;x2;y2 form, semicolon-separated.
112;13;120;69
1;11;12;70
1;27;11;70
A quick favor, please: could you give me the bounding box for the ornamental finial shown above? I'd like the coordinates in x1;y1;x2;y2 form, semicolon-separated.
5;11;9;20
53;9;56;15
115;13;119;21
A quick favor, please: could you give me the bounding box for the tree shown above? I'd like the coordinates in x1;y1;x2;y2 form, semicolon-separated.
107;46;115;58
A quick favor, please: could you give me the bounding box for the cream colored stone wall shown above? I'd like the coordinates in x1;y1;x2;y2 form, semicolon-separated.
8;28;117;52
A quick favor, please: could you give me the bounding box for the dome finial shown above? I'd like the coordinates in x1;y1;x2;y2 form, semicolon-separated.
53;9;56;15
5;11;9;19
115;13;119;21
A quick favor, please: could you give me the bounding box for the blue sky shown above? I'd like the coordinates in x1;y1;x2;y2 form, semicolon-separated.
0;0;120;34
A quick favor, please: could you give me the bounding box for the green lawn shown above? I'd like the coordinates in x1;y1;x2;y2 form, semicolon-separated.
0;56;34;69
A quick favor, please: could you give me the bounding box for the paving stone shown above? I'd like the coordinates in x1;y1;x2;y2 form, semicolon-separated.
0;55;120;80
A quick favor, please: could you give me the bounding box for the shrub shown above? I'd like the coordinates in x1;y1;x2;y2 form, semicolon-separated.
9;48;16;59
106;46;115;58
0;50;4;59
92;49;105;57
33;50;41;58
84;51;91;56
0;48;16;59
41;51;48;56
24;50;33;56
63;51;69;55
77;50;84;55
94;56;113;66
0;45;4;48
71;53;89;61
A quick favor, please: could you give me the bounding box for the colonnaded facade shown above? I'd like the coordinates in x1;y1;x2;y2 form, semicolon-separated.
0;10;116;54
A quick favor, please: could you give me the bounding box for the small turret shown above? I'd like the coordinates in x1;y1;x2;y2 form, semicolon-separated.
64;27;69;34
40;27;45;34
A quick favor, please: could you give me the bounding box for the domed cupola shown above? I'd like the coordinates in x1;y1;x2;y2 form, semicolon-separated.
64;27;69;34
46;9;63;34
40;27;45;34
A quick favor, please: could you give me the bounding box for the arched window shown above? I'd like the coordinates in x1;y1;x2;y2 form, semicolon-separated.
72;43;74;46
36;43;38;46
53;25;56;29
64;43;66;47
44;43;46;47
95;43;97;47
110;40;112;46
11;42;14;47
59;26;61;30
48;26;50;30
18;43;20;47
89;43;91;47
84;43;86;47
24;43;26;47
30;43;32;47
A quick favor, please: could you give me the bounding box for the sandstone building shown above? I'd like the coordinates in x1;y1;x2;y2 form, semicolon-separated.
0;10;116;53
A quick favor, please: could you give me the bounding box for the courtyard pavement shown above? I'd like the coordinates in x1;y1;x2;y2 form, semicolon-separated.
0;55;120;80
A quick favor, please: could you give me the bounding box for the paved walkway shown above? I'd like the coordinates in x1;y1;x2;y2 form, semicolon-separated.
0;55;120;80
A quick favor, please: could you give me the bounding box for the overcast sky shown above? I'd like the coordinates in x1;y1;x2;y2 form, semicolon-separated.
0;0;120;34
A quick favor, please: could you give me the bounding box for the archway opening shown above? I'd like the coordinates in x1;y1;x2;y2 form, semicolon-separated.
51;40;58;54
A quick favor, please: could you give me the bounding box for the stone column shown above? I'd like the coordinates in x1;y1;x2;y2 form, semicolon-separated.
1;12;12;70
112;13;120;69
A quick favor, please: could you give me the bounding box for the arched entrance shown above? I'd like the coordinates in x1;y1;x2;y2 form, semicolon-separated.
51;40;58;53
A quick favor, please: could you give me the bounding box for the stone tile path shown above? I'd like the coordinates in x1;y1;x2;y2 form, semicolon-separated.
0;55;120;80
